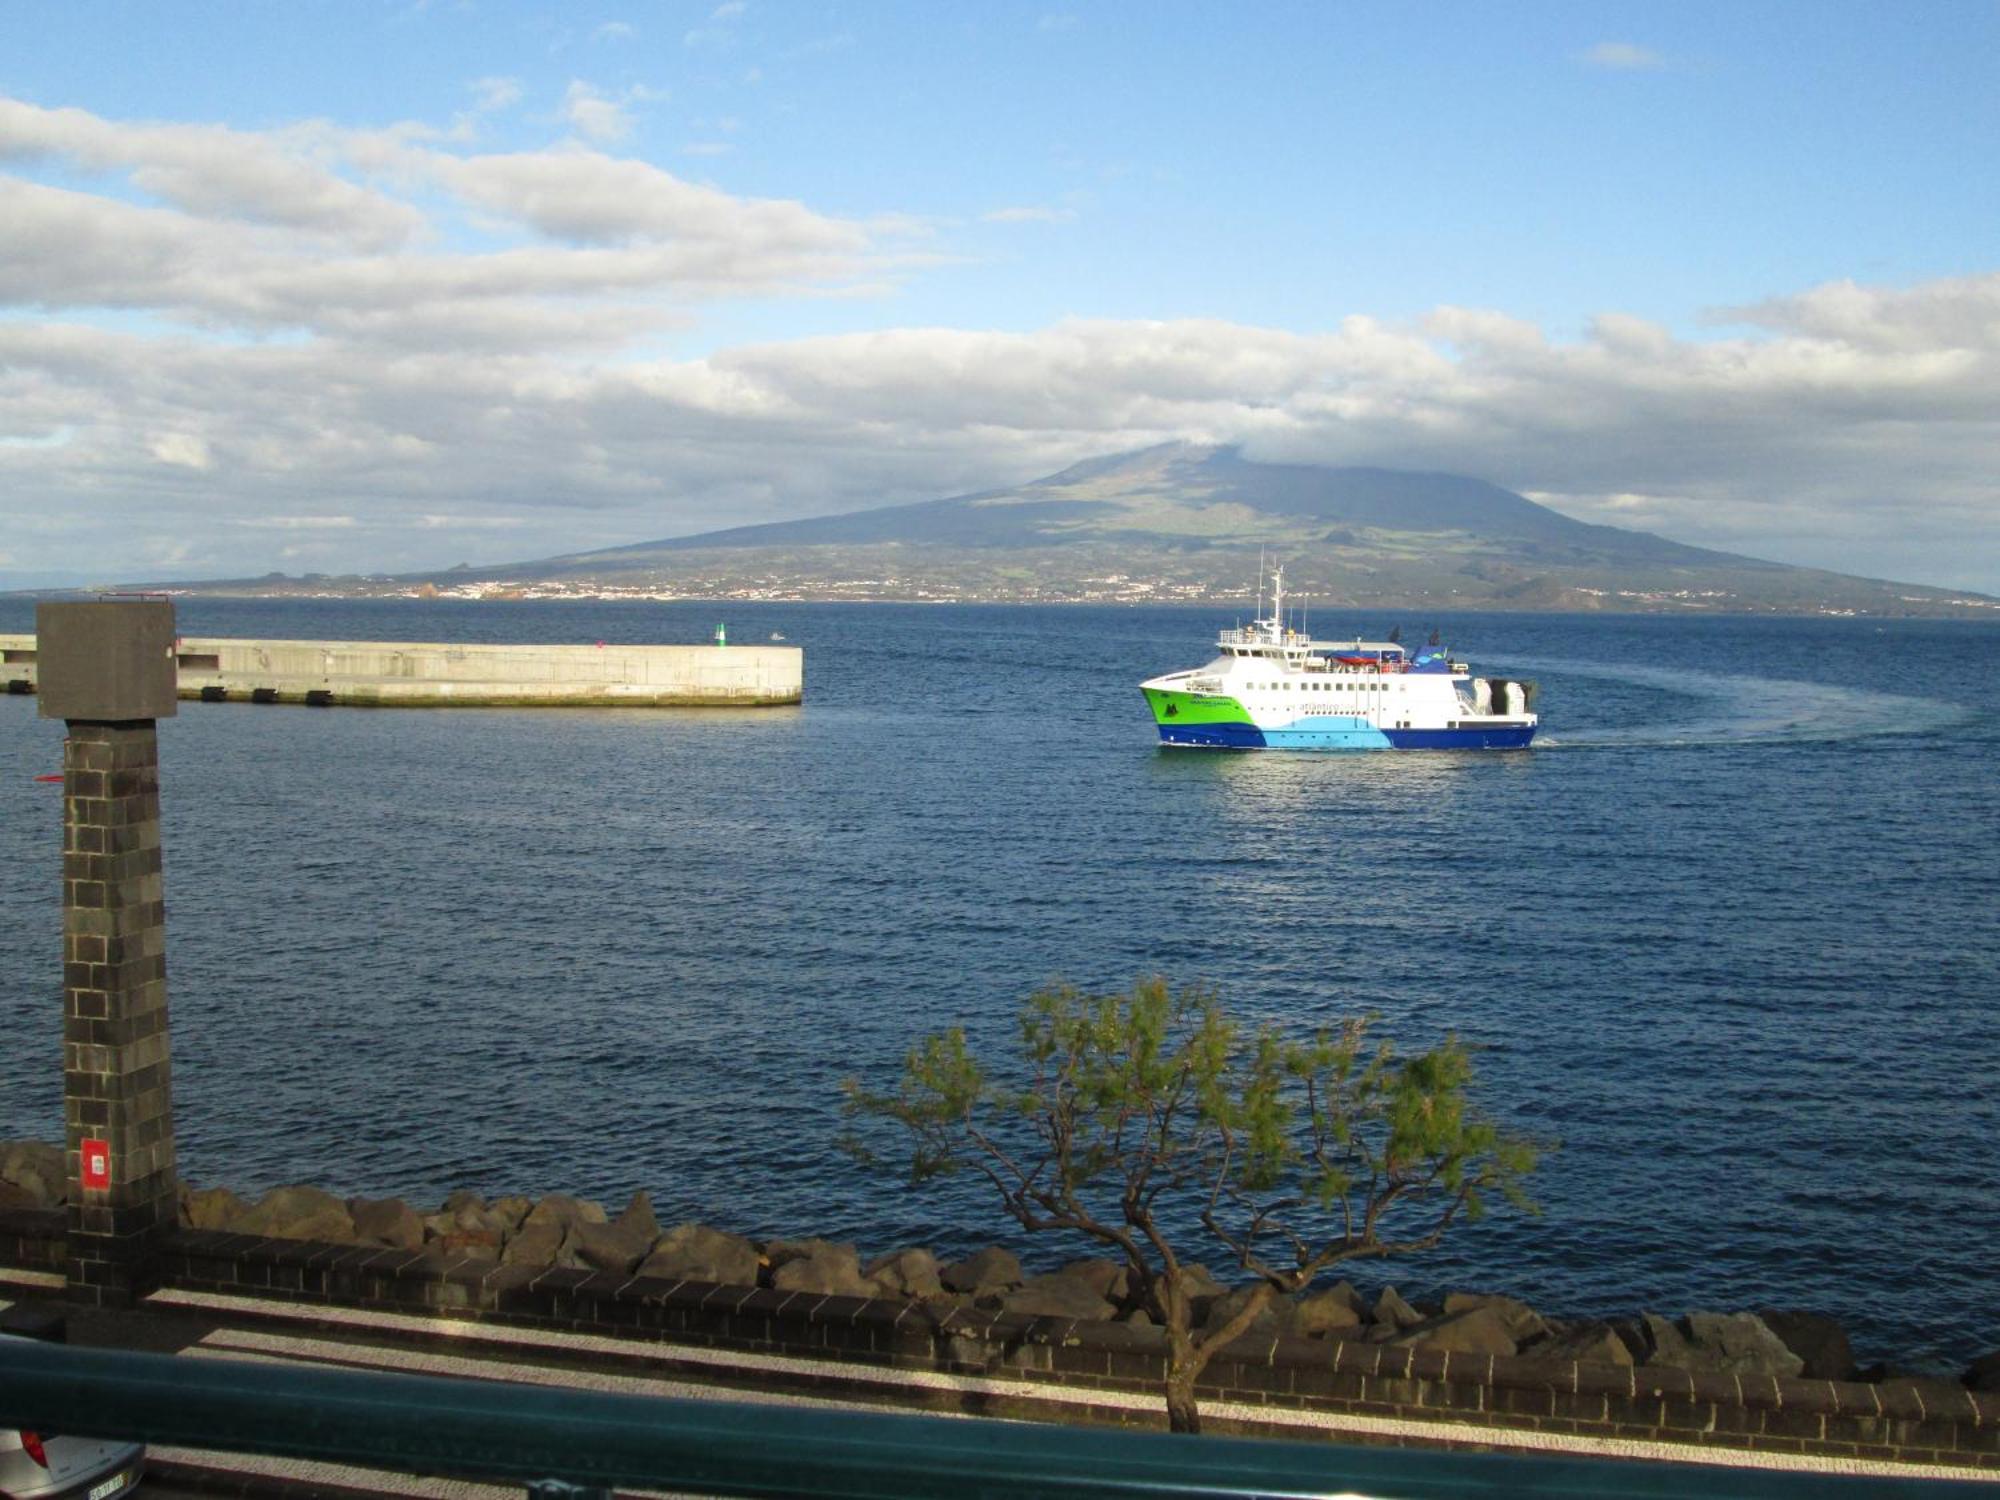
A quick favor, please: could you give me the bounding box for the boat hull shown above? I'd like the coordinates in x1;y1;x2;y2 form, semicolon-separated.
1144;687;1533;751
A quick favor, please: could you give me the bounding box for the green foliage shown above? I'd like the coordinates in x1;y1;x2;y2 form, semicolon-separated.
844;975;1540;1290
844;976;1542;1434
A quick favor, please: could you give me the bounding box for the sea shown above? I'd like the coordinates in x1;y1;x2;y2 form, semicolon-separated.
2;597;1996;1368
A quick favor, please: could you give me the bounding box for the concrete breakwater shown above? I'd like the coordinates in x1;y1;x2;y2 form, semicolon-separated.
0;632;801;707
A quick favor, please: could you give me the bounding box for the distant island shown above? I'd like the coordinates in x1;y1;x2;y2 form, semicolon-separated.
90;445;2000;617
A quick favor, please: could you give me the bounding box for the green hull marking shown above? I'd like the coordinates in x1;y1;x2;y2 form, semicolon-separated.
1143;686;1251;726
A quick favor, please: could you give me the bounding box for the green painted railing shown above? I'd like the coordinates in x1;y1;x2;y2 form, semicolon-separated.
1;1341;1988;1500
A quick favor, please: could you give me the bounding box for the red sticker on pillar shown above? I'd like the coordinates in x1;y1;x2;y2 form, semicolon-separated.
81;1137;110;1190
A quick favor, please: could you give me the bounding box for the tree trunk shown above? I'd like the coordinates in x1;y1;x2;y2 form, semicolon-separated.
1165;1368;1203;1434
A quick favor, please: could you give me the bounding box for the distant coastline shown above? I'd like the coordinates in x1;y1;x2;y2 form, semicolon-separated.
22;571;2000;618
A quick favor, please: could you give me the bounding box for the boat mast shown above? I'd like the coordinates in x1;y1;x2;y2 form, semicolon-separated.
1271;563;1284;642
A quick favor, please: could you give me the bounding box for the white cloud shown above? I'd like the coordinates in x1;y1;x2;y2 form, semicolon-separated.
1582;42;1666;71
150;432;212;470
592;22;637;43
561;81;639;143
0;97;422;249
1;96;1997;592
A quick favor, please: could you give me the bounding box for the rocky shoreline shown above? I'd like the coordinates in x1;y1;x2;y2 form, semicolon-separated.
6;1141;1996;1398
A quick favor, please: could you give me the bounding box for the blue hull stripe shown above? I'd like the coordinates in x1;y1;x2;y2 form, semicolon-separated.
1158;723;1534;751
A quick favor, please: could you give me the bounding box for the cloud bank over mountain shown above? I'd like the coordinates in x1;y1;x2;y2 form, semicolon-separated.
2;92;1997;592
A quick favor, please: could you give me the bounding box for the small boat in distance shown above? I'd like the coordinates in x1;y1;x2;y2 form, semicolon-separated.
1140;565;1537;750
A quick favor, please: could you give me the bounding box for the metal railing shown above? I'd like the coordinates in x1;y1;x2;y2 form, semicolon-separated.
1;1340;1988;1500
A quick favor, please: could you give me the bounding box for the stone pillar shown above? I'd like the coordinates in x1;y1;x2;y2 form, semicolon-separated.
38;600;179;1307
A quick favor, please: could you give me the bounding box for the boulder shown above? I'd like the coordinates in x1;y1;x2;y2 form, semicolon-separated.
1371;1285;1424;1330
499;1222;567;1267
0;1180;39;1211
1294;1282;1365;1338
999;1274;1118;1321
639;1223;760;1286
611;1190;659;1242
1641;1312;1804;1379
349;1196;425;1251
490;1195;534;1228
1759;1309;1856;1382
1393;1304;1518;1357
1443;1292;1548;1345
0;1141;63;1206
435;1194;513;1237
1524;1322;1634;1368
180;1185;246;1230
1965;1350;2000;1393
1055;1259;1129;1304
571;1217;653;1274
522;1194;607;1232
766;1236;854;1271
1202;1284;1287;1344
771;1241;871;1296
865;1248;945;1300
436;1227;503;1260
229;1185;355;1243
940;1246;1023;1296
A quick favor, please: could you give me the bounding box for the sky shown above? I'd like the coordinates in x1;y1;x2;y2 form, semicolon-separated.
2;1;1998;592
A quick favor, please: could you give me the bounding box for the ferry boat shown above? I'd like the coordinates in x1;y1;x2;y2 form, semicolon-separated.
1140;567;1537;750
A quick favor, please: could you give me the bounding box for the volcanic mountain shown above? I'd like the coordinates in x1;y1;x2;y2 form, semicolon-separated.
492;443;1978;614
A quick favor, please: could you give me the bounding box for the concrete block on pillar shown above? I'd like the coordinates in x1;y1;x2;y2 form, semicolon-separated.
36;600;177;721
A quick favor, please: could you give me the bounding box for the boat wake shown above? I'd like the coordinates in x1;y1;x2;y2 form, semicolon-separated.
1506;657;1974;750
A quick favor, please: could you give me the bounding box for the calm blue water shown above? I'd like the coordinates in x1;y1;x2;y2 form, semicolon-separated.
3;599;1996;1367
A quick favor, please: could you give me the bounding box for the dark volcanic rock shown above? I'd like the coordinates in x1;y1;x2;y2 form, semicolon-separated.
770;1240;871;1296
1372;1285;1424;1330
1000;1274;1118;1321
1759;1309;1856;1382
522;1194;607;1233
0;1141;64;1206
865;1248;944;1300
1966;1350;2000;1393
572;1217;654;1274
1201;1284;1286;1345
639;1223;759;1286
1524;1322;1634;1368
349;1196;425;1250
1054;1259;1129;1304
1642;1312;1804;1379
229;1186;355;1243
1294;1282;1365;1338
940;1246;1023;1296
499;1222;566;1267
1393;1305;1518;1356
181;1185;246;1230
1443;1292;1549;1345
611;1190;659;1241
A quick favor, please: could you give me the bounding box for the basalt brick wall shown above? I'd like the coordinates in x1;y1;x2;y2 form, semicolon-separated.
0;1208;65;1272
3;1219;1993;1472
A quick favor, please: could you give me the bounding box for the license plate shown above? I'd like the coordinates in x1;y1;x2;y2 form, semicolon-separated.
87;1469;133;1500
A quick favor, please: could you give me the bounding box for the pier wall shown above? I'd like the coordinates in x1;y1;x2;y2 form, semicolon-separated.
0;635;801;708
0;1207;1994;1475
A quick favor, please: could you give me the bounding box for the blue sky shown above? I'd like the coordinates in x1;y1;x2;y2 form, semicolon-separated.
3;1;1998;590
